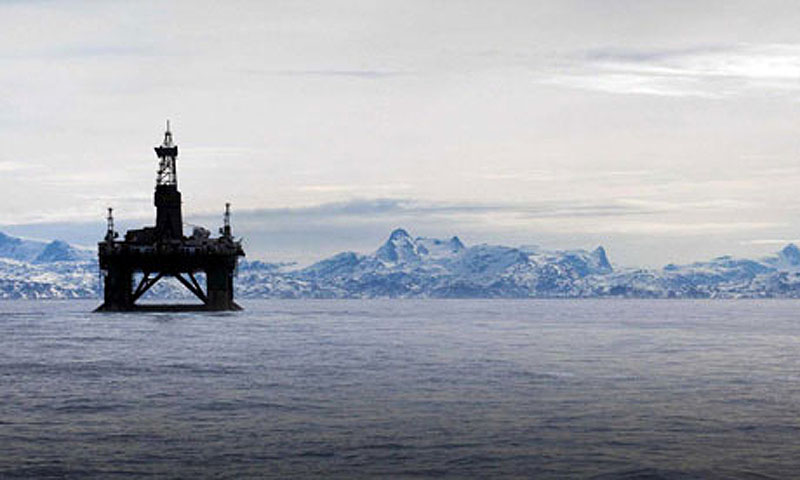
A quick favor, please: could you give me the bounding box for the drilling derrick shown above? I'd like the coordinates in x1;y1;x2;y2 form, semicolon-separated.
154;122;182;241
96;123;245;312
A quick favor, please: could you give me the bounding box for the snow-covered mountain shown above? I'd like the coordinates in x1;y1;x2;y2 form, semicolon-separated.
3;228;800;299
0;257;97;299
0;232;93;263
34;240;93;263
0;232;52;263
0;233;96;299
239;228;615;298
236;229;800;299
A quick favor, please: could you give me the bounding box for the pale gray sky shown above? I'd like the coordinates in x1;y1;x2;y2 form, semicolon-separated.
3;1;800;266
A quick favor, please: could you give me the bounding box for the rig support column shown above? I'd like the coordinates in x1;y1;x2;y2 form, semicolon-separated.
206;260;240;310
102;263;133;311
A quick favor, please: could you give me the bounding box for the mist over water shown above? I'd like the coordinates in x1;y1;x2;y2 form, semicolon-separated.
1;299;799;479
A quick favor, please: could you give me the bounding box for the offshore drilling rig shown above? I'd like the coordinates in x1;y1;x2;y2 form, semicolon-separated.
96;123;245;311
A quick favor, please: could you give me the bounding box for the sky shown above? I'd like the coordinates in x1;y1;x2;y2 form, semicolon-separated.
4;1;800;267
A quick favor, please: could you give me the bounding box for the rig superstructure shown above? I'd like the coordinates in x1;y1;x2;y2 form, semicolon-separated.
96;123;245;311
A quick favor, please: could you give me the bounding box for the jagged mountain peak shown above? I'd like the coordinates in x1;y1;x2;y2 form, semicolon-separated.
377;228;469;264
414;234;467;260
0;231;57;263
552;246;613;276
779;243;800;265
34;240;88;263
0;231;92;264
761;243;800;271
449;236;465;251
389;228;412;241
376;228;420;264
592;246;612;272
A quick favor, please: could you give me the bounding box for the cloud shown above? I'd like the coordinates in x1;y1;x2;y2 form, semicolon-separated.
42;45;160;59
249;69;405;79
588;221;779;235
544;43;800;98
742;239;800;246
296;183;412;193
0;161;33;172
232;197;660;222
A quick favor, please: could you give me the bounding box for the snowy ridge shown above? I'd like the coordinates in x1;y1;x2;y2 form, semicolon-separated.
235;229;800;298
2;229;800;299
0;257;97;299
238;229;616;298
0;232;93;264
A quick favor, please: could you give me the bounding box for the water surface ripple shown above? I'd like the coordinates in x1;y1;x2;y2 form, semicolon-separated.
1;299;799;479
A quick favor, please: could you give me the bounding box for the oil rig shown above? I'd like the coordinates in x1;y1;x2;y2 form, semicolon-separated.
96;123;245;312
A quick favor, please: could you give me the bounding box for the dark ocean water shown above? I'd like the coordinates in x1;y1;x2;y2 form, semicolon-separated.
1;299;799;479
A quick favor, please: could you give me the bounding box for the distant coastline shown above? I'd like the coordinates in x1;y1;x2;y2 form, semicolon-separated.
2;228;800;300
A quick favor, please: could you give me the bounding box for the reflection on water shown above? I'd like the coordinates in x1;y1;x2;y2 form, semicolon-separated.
1;299;798;479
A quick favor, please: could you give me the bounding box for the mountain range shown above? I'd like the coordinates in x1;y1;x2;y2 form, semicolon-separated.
2;228;800;299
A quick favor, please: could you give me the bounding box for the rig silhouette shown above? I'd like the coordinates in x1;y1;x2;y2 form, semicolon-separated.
96;123;245;311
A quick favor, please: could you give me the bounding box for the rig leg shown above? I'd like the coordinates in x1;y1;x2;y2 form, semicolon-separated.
96;264;133;311
206;262;238;310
